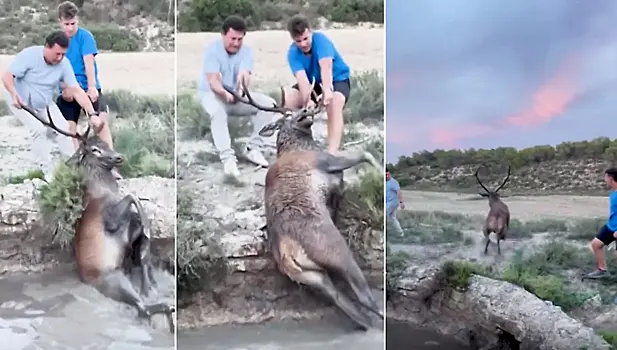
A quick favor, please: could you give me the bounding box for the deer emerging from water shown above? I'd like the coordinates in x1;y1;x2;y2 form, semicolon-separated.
224;82;384;331
21;103;175;333
475;164;511;255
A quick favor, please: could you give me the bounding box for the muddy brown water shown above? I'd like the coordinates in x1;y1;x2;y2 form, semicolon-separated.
0;268;174;350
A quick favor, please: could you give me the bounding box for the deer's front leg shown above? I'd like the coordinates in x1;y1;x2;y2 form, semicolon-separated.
316;150;381;174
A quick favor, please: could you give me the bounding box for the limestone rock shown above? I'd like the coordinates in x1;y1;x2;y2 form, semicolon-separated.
388;266;610;349
0;176;175;274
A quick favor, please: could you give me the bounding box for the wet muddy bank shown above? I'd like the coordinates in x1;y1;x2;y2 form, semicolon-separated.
386;319;471;350
0;268;174;349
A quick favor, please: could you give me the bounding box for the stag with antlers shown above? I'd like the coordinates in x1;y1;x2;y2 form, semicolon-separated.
475;164;512;255
20;103;175;333
225;82;383;331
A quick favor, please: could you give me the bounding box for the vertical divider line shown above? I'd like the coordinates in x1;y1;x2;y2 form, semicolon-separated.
382;1;388;348
173;0;179;343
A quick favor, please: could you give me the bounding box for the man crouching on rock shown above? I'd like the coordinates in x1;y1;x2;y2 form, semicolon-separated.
197;15;278;181
587;167;617;279
1;30;98;184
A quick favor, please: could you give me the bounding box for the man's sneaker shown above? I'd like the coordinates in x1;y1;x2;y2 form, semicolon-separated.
223;159;241;179
586;269;611;279
244;147;269;168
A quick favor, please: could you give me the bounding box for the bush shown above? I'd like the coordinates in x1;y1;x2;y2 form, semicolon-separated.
106;90;175;178
178;0;383;32
37;163;86;249
87;25;141;52
346;70;383;124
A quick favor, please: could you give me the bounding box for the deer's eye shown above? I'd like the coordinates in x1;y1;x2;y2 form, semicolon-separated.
90;146;101;155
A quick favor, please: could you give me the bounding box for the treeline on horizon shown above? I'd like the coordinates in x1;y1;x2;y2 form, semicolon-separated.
388;137;617;171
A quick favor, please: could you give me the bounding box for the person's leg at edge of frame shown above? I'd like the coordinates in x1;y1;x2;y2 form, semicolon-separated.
587;225;614;278
325;90;346;154
200;92;240;178
386;203;403;236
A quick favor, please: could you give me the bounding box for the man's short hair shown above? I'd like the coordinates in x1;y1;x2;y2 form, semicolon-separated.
58;1;79;20
45;31;70;49
287;14;311;37
605;167;617;181
222;15;247;34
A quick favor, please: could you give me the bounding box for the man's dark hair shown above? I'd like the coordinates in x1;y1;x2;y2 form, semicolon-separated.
222;15;247;34
45;31;70;49
386;166;393;173
58;1;79;19
605;168;617;181
287;14;311;37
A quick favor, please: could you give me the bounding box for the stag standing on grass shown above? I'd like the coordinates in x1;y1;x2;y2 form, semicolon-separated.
475;165;511;255
21;104;175;333
225;82;384;331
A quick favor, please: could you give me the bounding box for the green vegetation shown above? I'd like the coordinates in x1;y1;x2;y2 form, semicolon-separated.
389;210;606;244
178;0;383;32
388;137;616;193
176;190;228;297
0;0;173;54
7;169;45;184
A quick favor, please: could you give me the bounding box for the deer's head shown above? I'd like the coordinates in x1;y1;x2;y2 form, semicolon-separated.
22;104;123;179
224;81;324;156
475;164;511;204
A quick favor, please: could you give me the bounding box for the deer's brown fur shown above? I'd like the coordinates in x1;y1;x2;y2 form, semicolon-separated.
226;82;383;331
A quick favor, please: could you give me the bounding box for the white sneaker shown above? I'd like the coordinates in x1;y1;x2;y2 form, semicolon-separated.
223;159;241;179
244;147;269;167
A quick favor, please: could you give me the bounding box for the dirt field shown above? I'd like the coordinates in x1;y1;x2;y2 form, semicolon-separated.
0;52;174;96
176;28;384;90
402;190;609;221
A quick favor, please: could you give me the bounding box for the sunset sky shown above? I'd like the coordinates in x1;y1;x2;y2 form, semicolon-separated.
385;0;617;162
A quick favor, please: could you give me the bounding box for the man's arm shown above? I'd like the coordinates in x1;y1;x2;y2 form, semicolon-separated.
237;46;253;89
287;47;311;105
2;48;30;99
203;46;226;97
314;35;336;95
61;59;95;114
394;180;404;205
81;31;99;91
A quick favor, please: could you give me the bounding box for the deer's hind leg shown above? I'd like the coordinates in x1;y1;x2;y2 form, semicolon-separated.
483;224;491;255
316;150;381;174
104;196;156;297
280;257;373;331
94;269;174;332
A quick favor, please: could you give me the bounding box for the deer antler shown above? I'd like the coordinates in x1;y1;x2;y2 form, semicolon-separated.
474;165;491;193
223;83;290;115
21;98;90;142
494;165;511;193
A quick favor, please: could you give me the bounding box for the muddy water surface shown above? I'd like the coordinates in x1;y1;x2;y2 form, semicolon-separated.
0;268;174;350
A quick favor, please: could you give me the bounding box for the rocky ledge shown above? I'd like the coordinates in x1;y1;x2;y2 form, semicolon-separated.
387;265;610;349
0;176;175;274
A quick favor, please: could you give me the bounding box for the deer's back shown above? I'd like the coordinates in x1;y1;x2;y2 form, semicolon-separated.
74;195;124;283
265;151;352;266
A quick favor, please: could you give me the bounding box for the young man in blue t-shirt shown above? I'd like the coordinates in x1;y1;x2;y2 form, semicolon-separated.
386;168;404;235
283;15;352;154
55;1;120;179
587;167;617;279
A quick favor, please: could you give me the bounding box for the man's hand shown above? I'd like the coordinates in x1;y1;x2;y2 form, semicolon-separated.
89;113;103;133
399;201;405;210
222;91;235;104
86;87;99;102
11;93;23;109
61;88;74;102
235;71;250;93
323;89;333;106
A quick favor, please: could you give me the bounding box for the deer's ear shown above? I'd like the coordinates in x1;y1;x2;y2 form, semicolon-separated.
258;122;279;137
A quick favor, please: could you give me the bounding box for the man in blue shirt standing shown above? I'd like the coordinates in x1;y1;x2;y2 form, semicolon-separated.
283;14;351;154
587;167;617;279
386;168;404;235
55;1;121;179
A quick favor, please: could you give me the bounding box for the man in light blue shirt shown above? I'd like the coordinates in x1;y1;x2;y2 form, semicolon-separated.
197;15;278;180
1;30;97;181
587;167;617;279
386;168;404;235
